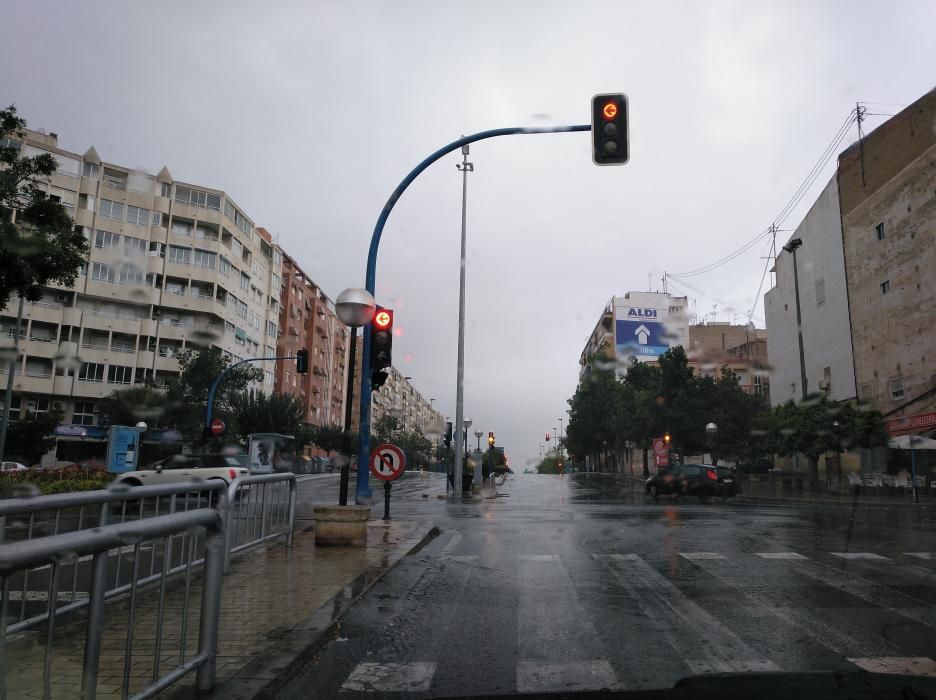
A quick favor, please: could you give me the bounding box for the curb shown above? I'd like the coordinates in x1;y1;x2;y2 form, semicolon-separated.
170;522;440;700
734;494;929;508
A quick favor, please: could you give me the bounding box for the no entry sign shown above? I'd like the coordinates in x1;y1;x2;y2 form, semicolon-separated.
370;443;406;481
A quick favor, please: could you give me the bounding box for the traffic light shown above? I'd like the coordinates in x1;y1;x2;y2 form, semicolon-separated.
372;369;389;390
295;348;309;374
488;431;495;447
370;306;393;371
444;421;453;448
591;93;629;166
545;432;550;442
663;433;671;445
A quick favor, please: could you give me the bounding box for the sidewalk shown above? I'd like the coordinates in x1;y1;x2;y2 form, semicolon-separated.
3;518;437;700
735;480;932;507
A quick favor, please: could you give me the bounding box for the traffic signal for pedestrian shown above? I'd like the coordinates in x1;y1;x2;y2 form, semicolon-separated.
591;93;629;166
370;306;393;371
488;431;495;447
295;348;309;374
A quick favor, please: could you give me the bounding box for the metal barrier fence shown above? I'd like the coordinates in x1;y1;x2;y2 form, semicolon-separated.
0;509;225;699
224;473;296;571
0;480;227;633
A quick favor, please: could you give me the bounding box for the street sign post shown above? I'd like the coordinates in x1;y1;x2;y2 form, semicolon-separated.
370;443;406;520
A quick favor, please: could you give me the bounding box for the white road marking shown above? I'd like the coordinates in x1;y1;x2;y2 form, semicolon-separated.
848;657;936;677
517;555;621;691
517;660;618;694
596;554;778;672
755;552;808;560
679;552;726;560
830;552;890;560
439;531;463;557
905;552;934;560
341;661;436;692
687;554;901;657
686;659;782;674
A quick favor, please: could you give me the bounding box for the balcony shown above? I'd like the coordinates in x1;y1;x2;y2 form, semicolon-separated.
22;300;64;325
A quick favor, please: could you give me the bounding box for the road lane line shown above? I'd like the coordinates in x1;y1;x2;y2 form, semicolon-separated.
830;552;890;560
341;661;436;692
679;552;726;560
847;657;936;677
518;554;621;692
685;555;904;658
755;552;808;560
905;553;935;560
596;554;778;673
439;531;463;557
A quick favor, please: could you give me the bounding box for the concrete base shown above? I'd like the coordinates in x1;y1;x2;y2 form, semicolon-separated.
313;505;371;547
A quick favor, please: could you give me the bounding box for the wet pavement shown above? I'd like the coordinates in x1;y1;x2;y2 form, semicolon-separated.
279;471;936;697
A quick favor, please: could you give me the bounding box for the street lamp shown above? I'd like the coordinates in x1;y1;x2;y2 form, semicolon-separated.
336;287;376;506
453;144;475;499
705;422;717;465
474;429;483;451
781;238;807;402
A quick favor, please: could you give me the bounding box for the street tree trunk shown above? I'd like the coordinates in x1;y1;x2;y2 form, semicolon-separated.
642;448;649;477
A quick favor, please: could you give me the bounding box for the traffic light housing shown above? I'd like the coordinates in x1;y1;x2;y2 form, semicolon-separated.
592;93;629;166
488;431;495;447
370;306;393;371
545;432;550;442
372;369;389;390
444;421;453;448
295;348;309;374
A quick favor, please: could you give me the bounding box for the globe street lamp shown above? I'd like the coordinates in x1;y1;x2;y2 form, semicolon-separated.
336;287;376;505
705;422;717;465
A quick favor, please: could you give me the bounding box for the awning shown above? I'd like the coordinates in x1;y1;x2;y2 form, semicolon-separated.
888;434;936;450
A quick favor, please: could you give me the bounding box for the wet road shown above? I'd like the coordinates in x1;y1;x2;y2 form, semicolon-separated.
281;472;936;697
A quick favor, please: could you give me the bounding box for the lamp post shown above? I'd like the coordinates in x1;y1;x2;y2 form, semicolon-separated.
453;144;474;498
474;429;483;451
335;288;376;506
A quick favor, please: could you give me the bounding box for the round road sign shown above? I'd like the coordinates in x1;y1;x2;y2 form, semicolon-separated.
209;418;225;436
369;443;406;481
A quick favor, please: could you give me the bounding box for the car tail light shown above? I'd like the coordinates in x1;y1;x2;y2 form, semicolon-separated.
706;469;717;481
229;468;238;481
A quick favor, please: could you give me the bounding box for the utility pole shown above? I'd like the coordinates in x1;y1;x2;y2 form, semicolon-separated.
453;143;474;497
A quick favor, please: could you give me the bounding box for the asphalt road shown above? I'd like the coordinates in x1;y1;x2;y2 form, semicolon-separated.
281;471;936;698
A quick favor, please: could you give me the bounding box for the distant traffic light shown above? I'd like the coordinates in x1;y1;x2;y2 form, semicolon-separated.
545;432;550;442
663;433;671;445
444;421;453;448
488;431;495;447
370;306;393;371
591;93;629;166
295;348;309;374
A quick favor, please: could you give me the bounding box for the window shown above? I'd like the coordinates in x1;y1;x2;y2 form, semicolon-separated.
266;320;277;337
815;278;825;307
219;256;231;275
881;280;890;294
95;230;120;248
152;211;163;226
123;236;147;257
285;371;291;386
165;281;186;296
26;397;51;415
73;401;96;426
91;262;116;283
160;182;172;198
117;264;144;286
125;205;151;226
171;222;193;236
82;162;100;179
265;344;275;358
890;377;905;401
78;362;105;383
148;241;165;258
175;186;222;211
875;222;885;240
240;272;250;291
108;365;133;385
193;249;216;268
79;194;95;211
97;199;125;221
168;245;191;264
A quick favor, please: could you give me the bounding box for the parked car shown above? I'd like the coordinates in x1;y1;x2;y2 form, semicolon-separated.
646;463;736;503
1;461;29;471
113;454;248;488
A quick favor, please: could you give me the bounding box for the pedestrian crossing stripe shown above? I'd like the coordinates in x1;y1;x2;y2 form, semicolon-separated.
831;552;891;560
341;662;436;692
755;552;808;560
848;657;936;677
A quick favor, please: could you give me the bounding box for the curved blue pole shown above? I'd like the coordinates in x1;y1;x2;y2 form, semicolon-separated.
204;355;295;430
355;124;590;504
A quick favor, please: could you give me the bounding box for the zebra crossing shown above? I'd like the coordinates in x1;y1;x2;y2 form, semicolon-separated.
334;547;936;693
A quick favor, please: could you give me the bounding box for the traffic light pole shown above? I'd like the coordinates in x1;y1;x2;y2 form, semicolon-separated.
204;355;296;432
354;124;590;505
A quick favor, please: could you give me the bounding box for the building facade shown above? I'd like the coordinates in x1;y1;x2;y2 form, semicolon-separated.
580;292;689;376
273;248;349;432
688;322;770;401
764;176;857;406
0;128;279;452
837;88;936;418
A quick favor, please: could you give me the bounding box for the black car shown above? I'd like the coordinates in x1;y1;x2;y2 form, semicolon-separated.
645;463;737;502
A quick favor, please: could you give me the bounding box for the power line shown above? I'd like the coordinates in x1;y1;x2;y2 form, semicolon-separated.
746;227;777;323
669;227;774;278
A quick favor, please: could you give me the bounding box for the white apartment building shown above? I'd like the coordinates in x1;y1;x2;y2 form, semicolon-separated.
0;129;279;439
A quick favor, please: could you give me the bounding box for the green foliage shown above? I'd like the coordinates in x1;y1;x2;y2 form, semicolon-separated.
373;414;401;444
312;425;357;455
5;408;63;466
233;391;304;441
0;106;89;308
99;384;176;429
536;456;562;474
0;465;112;497
167;347;263;447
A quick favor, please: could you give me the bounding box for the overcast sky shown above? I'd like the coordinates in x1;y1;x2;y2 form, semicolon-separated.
2;0;934;468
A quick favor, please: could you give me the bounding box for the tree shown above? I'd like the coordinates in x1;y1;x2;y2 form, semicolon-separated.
312;425;358;455
99;385;175;429
166;347;263;447
6;407;63;466
0;106;88;308
565;365;621;470
373;414;401;444
233;391;304;441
